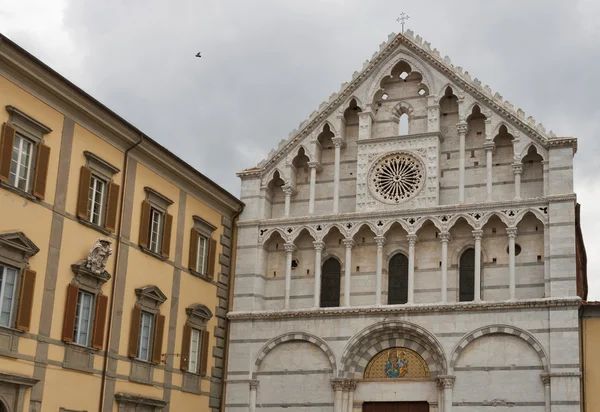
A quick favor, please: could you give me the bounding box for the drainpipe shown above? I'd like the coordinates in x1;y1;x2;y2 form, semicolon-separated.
98;133;144;412
220;206;243;411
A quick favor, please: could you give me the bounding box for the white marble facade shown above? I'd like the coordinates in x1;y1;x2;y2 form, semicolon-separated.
225;30;581;412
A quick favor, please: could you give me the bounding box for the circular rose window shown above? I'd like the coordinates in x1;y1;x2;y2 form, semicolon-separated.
369;152;424;203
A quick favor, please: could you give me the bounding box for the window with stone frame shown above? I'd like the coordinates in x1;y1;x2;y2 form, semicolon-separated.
61;238;111;374
76;151;120;233
0;232;39;334
128;286;166;364
180;304;212;376
139;187;173;260
0;106;52;200
188;216;217;278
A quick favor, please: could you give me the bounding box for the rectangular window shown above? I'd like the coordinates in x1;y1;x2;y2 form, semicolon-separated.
0;265;17;327
9;134;34;192
87;175;107;226
196;235;208;274
188;328;202;373
137;311;154;361
73;290;94;345
149;208;163;253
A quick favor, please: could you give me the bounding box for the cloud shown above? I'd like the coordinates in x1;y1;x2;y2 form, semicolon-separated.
2;0;600;297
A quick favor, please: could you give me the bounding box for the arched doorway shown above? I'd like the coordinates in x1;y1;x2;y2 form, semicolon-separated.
320;258;341;307
459;248;475;302
388;253;409;304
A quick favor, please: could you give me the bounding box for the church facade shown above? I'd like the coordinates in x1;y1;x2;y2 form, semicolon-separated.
225;30;585;412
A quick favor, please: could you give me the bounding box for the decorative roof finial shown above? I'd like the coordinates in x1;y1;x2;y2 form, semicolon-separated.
397;12;410;34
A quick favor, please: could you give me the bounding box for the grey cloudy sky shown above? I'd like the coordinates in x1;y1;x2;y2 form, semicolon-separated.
2;0;599;297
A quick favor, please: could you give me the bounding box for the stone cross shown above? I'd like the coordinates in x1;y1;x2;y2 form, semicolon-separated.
397;12;410;33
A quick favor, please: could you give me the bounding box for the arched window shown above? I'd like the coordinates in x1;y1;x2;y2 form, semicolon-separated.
459;248;475;302
320;258;341;307
399;113;409;135
388;253;409;304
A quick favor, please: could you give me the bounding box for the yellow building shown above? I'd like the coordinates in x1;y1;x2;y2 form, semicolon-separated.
0;34;243;412
581;302;600;412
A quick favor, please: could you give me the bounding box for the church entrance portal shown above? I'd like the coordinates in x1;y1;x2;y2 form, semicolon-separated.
363;402;429;412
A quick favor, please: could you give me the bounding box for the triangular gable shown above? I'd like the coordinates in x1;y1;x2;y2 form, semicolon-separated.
0;231;40;258
135;285;167;304
241;30;568;177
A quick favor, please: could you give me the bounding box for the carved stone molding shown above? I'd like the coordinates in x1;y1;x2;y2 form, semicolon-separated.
228;297;581;321
437;375;455;389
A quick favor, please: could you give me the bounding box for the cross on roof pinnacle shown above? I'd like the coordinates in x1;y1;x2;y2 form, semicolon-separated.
397;13;410;33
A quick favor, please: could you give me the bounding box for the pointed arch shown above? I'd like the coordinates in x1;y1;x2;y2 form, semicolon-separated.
366;51;436;103
253;332;337;378
350;222;379;239
520;141;547;161
381;220;410;236
449;325;549;373
289;226;317;244
413;217;444;233
434;83;460;104
492;121;516;139
259;228;289;246
445;214;477;232
292;144;313;164
477;211;512;228
262;167;287;187
391;100;415;119
321;223;350;240
317;120;338;139
513;208;548;227
342;95;365;112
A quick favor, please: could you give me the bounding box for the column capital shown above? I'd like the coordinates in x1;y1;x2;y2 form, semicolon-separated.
457;121;468;135
332;136;346;149
540;373;551;386
358;110;375;121
439;231;451;242
282;185;295;196
506;227;518;238
331;378;345;391
374;236;386;247
472;229;483;240
512;163;523;174
342;239;355;248
308;161;322;171
541;160;549;166
313;240;326;252
249;379;259;390
407;234;418;245
343;379;357;391
483;141;495;151
284;243;296;253
437;375;456;389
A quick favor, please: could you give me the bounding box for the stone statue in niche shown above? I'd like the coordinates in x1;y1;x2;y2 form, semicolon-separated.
85;238;113;275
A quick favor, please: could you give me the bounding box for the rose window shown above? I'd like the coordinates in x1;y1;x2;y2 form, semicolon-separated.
370;153;424;203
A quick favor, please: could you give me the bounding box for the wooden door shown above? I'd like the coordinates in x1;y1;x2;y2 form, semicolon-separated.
363;402;429;412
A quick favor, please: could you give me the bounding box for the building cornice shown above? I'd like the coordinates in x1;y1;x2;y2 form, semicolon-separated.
238;195;576;228
0;34;243;217
227;297;581;321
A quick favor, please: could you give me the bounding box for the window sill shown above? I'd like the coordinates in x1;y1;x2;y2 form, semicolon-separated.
62;342;96;374
0;326;22;357
189;269;212;281
0;181;37;202
139;246;167;262
129;358;155;385
77;218;112;236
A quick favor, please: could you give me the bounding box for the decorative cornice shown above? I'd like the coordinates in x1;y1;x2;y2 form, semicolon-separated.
6;104;52;134
227;297;581;321
114;393;167;408
238;197;572;228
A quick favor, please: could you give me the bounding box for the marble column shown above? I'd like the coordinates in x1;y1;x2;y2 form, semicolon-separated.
308;162;318;215
332;379;345;412
341;385;349;412
457;121;468;203
358;110;374;141
313;241;325;308
507;227;517;300
283;185;293;217
249;380;259;412
343;239;354;307
332;137;344;213
439;232;451;303
346;380;357;412
484;141;495;202
438;375;455;412
374;236;386;306
541;374;551;412
512;162;522;200
542;160;549;196
283;243;296;309
407;234;418;304
472;230;483;302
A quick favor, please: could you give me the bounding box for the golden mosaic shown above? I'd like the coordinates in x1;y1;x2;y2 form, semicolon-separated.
364;347;430;379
